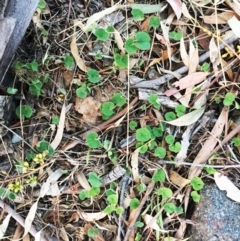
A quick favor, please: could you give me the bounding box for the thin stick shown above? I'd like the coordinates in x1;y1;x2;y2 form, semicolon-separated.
123;182;155;241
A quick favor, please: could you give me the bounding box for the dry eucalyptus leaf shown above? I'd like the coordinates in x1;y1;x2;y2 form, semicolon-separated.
214;172;240;202
169;170;190;188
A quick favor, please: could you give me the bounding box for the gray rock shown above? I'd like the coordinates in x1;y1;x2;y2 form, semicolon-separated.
189;183;240;241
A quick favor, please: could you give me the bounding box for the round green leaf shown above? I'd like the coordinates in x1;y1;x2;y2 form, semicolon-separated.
136;128;151;142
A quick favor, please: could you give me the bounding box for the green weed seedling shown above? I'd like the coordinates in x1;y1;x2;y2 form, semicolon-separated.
148;94;161;109
76;83;89;98
131;8;144;21
38;0;47;11
63;55;75;68
87;69;100;83
125;31;151;54
175;104;186;117
169;30;183;41
165;135;181;153
52;115;60;124
79;172;102;200
16;105;33;120
223;93;235;106
25;61;38;71
152;169;166;182
36;140;54;156
130;198;140;209
94;28;109;41
103;140;118;164
86;132;101;148
129;120;138;130
87;227;99;238
165;112;176;121
29;78;43;96
154;147;166;158
0;187;16;201
190;177;204;202
232;137;240;147
157;187;173;201
149;16;161;29
114;53;128;68
201;62;210;72
100;93;126;119
7;87;18;95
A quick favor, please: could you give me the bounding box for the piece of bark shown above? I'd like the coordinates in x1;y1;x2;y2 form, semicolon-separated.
0;0;39;84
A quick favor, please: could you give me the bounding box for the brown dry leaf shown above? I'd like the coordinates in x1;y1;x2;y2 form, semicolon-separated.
142;214;168;232
70;23;88;72
167;107;205;127
188;107;226;179
76;172;91;190
114;29;125;53
78;211;107;221
174;220;187;239
51;102;65;150
209;37;220;72
181;3;193;19
60;227;69;241
12;224;23;241
131;150;140;183
75;96;101;125
23;234;30;241
197;26;210;51
214;172;240;202
167;0;182;19
141;17;150;31
203;11;238;24
173;72;209;90
169;170;190;188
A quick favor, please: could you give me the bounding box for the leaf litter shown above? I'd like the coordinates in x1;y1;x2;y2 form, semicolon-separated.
1;0;240;240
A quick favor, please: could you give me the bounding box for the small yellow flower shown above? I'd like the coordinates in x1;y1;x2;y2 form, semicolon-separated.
8;180;24;193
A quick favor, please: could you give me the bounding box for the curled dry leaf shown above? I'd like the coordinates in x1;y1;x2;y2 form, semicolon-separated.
76;172;91;190
214;172;240;202
167;107;205;127
131;150;140;184
203;11;238;24
169;170;190;188
70;23;88;72
51;103;65;150
78;211;107;222
142;214;168;232
188;107;226;179
0;213;11;239
23;201;38;237
167;0;182;20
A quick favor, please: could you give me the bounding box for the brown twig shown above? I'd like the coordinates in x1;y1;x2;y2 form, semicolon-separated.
61;96;139;151
0;200;47;241
123;182;155;241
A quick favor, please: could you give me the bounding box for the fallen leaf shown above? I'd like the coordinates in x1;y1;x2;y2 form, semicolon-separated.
214;172;240;202
131;150;140;183
225;0;240;18
142;214;168;232
203;11;238;24
228;16;240;37
83;5;121;32
209;37;220;72
76;172;91;190
181;3;193;19
75;96;101;125
188;107;226;179
167;0;182;20
114;29;125;54
78;211;107;221
51;102;66;150
0;213;11;238
169;170;190;188
173;72;209;90
23;201;38;237
70;23;89;72
130;4;163;14
167;107;205;127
